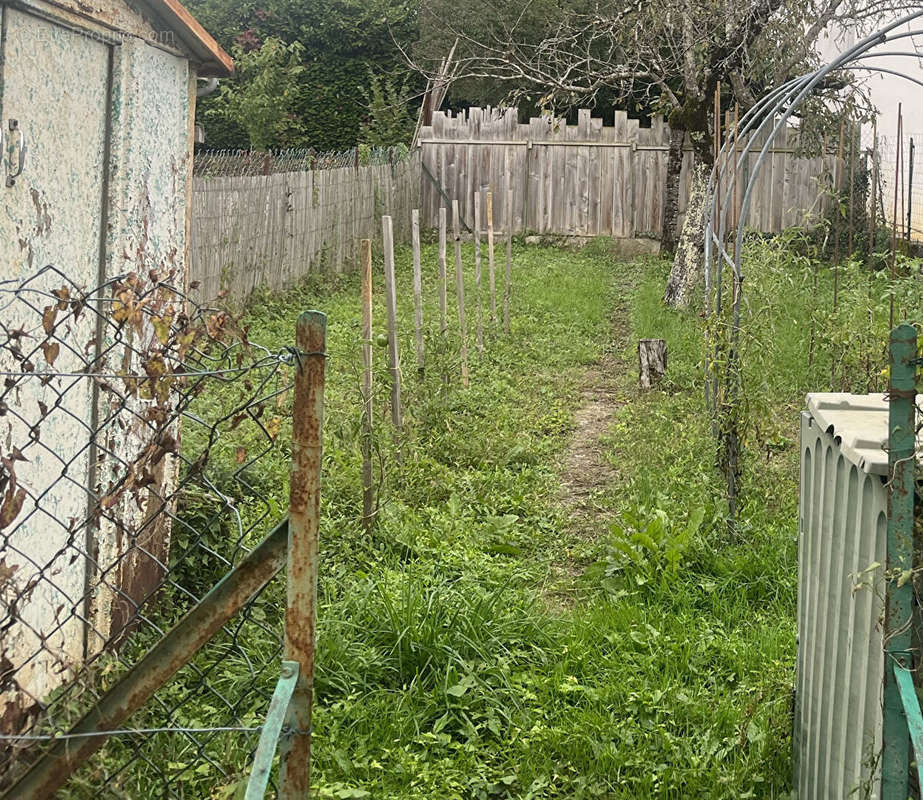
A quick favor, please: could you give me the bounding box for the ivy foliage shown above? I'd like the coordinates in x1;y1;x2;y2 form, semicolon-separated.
187;0;421;150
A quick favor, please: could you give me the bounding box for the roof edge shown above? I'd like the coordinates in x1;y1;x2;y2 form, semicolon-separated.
149;0;233;77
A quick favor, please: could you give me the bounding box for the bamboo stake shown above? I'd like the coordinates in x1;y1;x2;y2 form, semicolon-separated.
487;190;496;325
439;206;448;334
452;199;470;386
504;187;512;334
833;121;844;309
360;239;374;532
381;215;403;429
848;123;856;255
890;105;902;330
474;191;484;354
411;209;425;373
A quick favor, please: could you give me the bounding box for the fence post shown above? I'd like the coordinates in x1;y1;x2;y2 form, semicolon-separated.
452;199;470;387
360;240;374;532
881;323;917;800
279;311;327;798
381;215;404;430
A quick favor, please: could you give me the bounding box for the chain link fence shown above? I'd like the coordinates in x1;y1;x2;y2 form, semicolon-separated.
0;264;308;798
193;145;412;177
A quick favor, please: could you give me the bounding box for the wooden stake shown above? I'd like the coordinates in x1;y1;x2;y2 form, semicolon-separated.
866;120;878;393
486;190;496;325
474;191;484;354
848;123;856;255
452;199;470;387
890;105;902;330
360;239;374;532
381;215;403;429
868;120;879;274
733;103;740;248
411;209;425;373
833;121;844;309
438;206;448;334
504;187;512;334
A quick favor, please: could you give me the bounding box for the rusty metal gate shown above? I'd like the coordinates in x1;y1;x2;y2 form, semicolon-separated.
0;266;325;798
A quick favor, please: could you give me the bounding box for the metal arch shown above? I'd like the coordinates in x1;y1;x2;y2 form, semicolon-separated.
702;8;923;513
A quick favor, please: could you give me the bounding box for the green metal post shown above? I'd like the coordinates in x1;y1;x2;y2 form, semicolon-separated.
279;311;326;798
882;323;917;800
246;661;300;800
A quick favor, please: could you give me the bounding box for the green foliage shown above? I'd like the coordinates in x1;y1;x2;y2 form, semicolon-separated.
211;37;307;149
187;0;420;150
65;238;913;798
360;71;416;147
600;504;705;592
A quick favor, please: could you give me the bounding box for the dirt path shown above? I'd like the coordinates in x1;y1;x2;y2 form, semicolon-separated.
558;283;634;541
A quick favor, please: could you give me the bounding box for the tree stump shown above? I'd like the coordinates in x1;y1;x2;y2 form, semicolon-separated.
639;339;667;389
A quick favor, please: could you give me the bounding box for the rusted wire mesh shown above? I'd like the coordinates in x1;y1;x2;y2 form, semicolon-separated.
193;145;412;177
0;264;295;798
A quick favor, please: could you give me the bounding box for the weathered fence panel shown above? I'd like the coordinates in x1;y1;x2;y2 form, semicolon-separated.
188;110;838;304
189;150;421;302
418;107;837;237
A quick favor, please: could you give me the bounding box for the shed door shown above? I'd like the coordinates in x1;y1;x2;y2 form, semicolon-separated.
0;6;111;282
0;7;112;709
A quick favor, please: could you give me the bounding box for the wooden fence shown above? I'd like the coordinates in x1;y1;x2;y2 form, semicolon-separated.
188;108;840;302
418;107;839;238
189;151;420;301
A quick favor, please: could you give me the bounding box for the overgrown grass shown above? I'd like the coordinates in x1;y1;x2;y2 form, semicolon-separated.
68;233;919;798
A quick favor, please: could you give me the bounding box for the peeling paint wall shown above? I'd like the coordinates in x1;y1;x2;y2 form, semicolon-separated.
0;0;193;737
89;35;189;652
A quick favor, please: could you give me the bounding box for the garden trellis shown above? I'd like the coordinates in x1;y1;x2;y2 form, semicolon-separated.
702;10;923;798
703;8;923;518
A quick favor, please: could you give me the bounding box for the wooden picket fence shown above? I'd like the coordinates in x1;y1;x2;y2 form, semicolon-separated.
188;108;841;303
418;107;840;238
189;150;420;302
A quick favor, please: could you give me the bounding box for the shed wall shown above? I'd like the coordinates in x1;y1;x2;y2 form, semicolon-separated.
0;1;193;734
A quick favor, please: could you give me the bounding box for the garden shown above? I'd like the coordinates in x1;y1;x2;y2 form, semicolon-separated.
62;227;912;799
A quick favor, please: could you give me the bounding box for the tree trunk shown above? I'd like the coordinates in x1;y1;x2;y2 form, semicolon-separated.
660;126;686;257
663;157;709;309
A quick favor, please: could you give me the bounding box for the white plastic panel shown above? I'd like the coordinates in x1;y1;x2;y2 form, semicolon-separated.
796;410;889;799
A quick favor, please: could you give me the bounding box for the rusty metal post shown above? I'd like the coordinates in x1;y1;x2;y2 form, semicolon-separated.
279;311;326;798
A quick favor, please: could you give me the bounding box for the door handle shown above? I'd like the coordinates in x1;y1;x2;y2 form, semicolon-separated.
6;119;25;187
